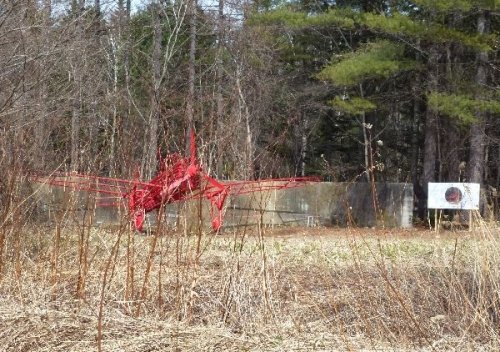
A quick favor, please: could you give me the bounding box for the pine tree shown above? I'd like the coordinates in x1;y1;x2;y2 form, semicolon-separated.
250;0;498;215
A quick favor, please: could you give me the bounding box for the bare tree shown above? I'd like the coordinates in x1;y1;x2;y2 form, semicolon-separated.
234;61;255;179
214;0;225;177
69;2;87;171
185;0;197;152
142;0;163;178
138;0;188;178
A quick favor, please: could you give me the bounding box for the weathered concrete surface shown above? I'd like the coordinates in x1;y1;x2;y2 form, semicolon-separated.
223;182;413;228
31;181;413;229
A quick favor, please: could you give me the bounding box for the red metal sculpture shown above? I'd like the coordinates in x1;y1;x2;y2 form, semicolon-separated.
32;131;319;231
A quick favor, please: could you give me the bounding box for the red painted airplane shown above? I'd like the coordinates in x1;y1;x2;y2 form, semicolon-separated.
31;131;319;231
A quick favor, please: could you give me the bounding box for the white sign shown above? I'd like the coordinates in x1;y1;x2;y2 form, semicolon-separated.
427;183;480;210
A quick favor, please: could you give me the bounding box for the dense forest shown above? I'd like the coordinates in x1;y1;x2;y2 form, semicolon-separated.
0;0;499;218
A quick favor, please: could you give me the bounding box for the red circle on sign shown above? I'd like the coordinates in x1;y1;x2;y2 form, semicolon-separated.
445;187;462;204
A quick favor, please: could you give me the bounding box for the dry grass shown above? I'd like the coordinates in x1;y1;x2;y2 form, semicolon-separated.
0;158;497;351
0;212;499;351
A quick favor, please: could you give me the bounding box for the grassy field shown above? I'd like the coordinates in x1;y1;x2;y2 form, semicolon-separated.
0;222;498;351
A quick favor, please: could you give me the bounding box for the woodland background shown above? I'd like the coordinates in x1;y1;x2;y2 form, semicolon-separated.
0;0;499;219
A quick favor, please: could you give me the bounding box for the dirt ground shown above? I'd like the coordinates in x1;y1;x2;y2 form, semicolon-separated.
221;223;485;240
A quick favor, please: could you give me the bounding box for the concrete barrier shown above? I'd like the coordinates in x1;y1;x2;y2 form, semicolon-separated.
32;181;413;229
223;182;413;228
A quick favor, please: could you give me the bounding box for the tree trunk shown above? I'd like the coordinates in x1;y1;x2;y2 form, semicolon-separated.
71;77;81;171
410;85;420;186
109;33;118;175
235;65;254;179
422;45;440;187
468;11;489;184
300;114;308;177
70;5;85;172
144;1;162;178
441;17;463;183
186;0;197;152
108;0;131;176
95;0;100;16
215;0;224;177
359;84;372;183
44;0;51;18
34;0;52;169
410;41;422;188
442;120;461;182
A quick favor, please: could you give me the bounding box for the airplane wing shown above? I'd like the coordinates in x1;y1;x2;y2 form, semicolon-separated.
184;176;320;207
193;176;320;231
30;171;319;203
29;170;161;206
217;176;321;196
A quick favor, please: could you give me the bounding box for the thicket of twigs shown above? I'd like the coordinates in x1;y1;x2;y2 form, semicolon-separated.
0;175;499;351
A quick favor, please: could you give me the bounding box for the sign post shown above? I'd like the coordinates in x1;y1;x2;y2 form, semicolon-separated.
427;183;480;231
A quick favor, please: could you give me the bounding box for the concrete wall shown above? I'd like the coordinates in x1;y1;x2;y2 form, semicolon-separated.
223;182;413;228
32;181;413;229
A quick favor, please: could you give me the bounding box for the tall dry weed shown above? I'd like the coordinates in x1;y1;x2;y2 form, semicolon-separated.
0;178;498;351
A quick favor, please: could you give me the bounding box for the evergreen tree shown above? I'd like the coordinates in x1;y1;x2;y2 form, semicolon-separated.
250;0;499;216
